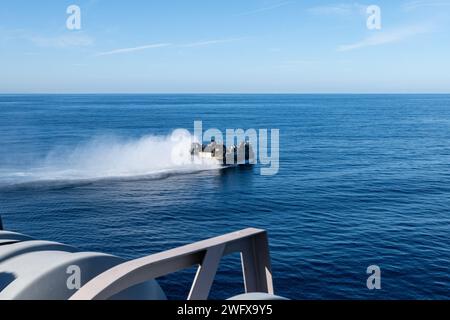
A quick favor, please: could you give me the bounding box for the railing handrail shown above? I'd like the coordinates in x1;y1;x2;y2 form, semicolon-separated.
70;228;273;300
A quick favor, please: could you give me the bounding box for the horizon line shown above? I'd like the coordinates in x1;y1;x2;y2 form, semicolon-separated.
0;92;449;95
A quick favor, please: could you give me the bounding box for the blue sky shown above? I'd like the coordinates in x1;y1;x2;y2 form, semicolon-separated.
0;0;449;93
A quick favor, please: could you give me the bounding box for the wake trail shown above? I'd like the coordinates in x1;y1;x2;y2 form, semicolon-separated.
0;132;221;190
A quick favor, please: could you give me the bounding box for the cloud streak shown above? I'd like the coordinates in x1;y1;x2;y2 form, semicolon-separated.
30;34;94;48
337;25;432;52
95;43;171;56
95;38;242;56
178;38;243;48
307;3;366;16
235;1;293;16
402;1;450;11
0;28;94;48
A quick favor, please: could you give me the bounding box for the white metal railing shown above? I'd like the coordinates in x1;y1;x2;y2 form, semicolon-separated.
70;228;273;300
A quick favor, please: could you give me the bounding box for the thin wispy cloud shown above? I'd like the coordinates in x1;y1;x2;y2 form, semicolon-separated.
0;27;24;42
95;43;171;56
277;59;320;69
235;1;293;16
307;3;366;16
0;28;94;48
178;38;243;48
282;59;320;65
269;47;282;52
96;38;242;56
403;0;450;11
337;25;433;52
31;34;94;48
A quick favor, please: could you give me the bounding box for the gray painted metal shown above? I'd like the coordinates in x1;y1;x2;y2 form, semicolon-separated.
228;293;288;300
0;228;274;300
0;240;77;263
0;231;33;242
0;250;166;300
70;228;273;300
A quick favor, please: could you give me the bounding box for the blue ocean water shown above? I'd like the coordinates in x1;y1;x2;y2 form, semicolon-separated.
0;94;449;300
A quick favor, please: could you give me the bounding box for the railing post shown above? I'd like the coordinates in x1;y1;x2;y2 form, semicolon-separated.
70;228;272;300
241;231;274;294
188;244;225;300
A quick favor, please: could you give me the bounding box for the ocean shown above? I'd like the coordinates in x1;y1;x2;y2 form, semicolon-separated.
0;94;449;299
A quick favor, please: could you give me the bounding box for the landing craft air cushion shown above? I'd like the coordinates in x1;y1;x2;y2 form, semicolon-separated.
191;138;255;166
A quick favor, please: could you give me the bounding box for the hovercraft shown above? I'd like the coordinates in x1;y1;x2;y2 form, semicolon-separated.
190;138;255;166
